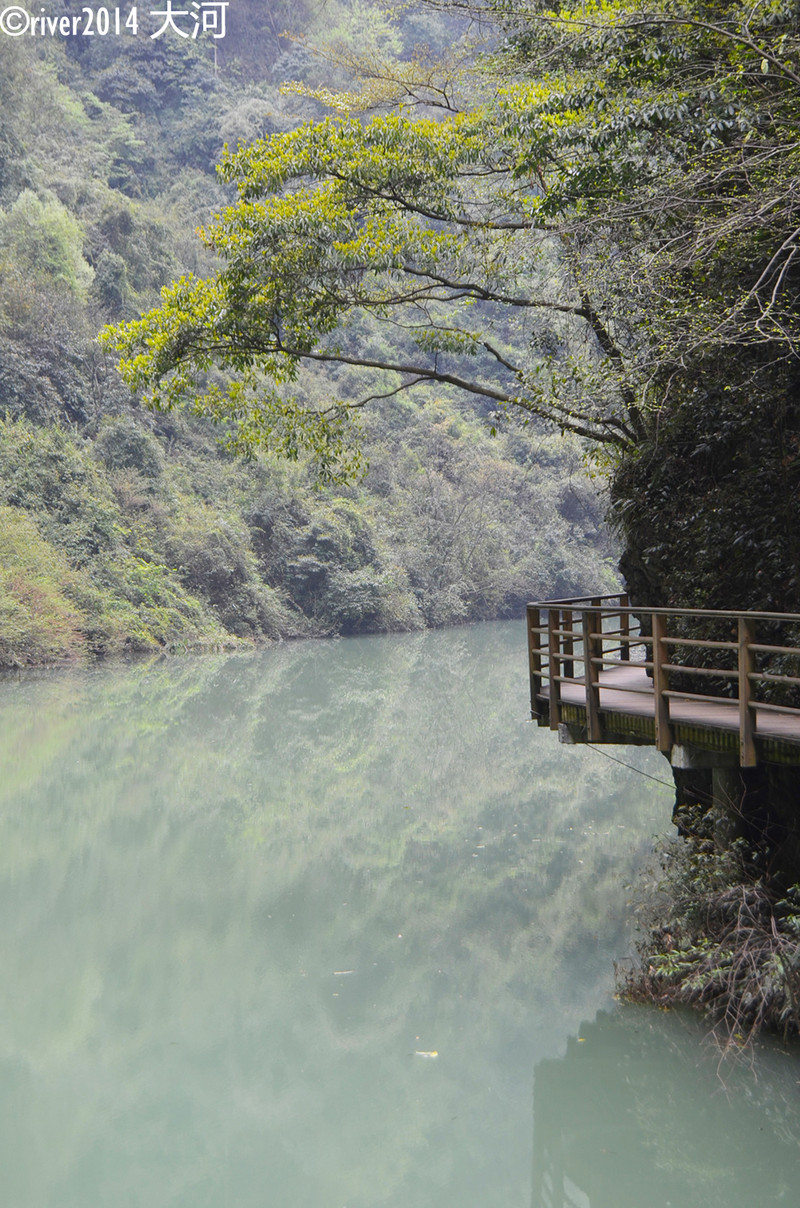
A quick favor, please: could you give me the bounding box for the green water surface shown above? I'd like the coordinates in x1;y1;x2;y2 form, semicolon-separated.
0;622;797;1207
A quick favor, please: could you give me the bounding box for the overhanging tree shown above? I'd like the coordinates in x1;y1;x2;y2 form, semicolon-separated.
103;0;800;504
103;104;647;480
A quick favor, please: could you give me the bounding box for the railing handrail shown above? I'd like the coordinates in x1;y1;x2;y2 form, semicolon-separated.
528;598;800;624
526;593;624;607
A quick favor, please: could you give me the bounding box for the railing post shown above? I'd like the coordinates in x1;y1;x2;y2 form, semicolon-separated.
527;605;544;721
563;608;574;681
619;593;630;663
738;615;756;767
582;607;603;741
548;607;562;730
651;612;673;754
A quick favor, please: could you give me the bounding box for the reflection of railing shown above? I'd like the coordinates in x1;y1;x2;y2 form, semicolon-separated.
526;595;800;766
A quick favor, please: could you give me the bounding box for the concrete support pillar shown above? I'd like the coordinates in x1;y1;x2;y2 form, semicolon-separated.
668;744;800;879
670;766;712;835
669;744;749;847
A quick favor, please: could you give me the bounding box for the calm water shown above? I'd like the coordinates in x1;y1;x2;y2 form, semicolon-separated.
0;622;798;1207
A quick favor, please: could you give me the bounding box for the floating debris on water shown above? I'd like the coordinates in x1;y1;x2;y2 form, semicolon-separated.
414;1050;439;1059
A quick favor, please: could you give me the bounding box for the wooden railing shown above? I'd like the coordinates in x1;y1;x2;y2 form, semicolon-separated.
526;595;800;766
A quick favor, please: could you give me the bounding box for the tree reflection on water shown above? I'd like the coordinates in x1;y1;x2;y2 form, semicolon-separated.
532;1005;800;1208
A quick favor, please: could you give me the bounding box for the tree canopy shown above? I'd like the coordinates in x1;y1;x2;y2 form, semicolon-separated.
103;0;800;484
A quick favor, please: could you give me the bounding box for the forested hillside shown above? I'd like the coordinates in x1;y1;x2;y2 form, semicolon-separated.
0;1;616;667
108;0;800;626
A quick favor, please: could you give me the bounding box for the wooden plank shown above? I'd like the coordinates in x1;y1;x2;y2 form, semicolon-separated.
651;613;673;754
619;594;630;662
739;615;756;767
661;663;737;679
563;609;574;681
750;642;800;657
547;608;561;731
661;636;736;651
582;609;603;741
527;606;543;720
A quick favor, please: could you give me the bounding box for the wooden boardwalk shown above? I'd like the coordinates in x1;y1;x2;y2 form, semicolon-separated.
527;596;800;766
553;662;800;745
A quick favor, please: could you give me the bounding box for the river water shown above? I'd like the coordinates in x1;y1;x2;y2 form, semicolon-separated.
0;621;798;1207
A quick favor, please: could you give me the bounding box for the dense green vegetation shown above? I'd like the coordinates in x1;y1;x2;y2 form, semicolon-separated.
0;3;617;667
11;0;798;669
108;0;800;618
625;808;800;1046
